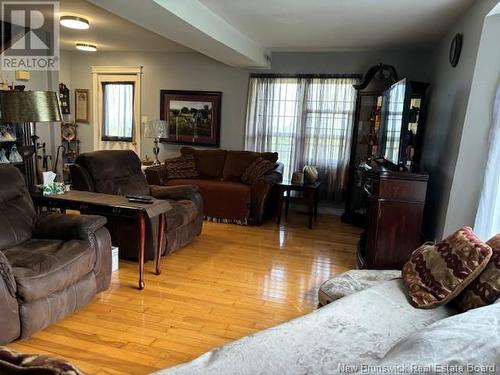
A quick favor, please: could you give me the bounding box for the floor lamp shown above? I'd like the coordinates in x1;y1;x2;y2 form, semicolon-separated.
0;91;62;190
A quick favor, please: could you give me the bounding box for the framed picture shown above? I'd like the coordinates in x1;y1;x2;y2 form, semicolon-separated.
160;90;222;147
75;89;89;123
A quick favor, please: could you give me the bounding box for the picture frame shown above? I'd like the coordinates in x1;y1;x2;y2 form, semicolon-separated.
75;89;89;123
160;90;222;147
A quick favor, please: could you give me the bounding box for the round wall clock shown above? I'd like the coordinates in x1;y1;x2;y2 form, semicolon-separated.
449;33;463;68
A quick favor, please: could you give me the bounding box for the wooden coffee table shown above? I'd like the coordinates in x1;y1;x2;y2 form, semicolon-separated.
31;190;172;290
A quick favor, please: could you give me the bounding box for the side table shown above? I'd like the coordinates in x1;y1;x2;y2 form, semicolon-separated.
276;180;320;229
31;191;172;290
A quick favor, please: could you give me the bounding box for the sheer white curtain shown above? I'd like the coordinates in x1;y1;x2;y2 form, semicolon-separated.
474;84;500;239
245;76;357;199
102;82;134;140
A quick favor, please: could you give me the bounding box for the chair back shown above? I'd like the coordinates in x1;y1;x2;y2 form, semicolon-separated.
71;150;150;196
0;166;35;249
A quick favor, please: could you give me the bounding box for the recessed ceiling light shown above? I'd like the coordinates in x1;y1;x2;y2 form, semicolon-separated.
60;16;90;30
76;43;97;52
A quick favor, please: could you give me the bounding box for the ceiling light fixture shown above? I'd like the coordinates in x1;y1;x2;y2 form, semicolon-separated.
75;43;97;52
60;16;90;30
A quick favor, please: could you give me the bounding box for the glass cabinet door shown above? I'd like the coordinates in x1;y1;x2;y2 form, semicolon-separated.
348;94;382;220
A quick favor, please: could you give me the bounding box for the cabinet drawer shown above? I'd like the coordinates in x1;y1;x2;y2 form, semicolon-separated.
375;178;427;203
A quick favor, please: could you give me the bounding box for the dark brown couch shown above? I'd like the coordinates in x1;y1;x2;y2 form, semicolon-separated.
69;150;203;260
145;147;283;225
0;166;112;344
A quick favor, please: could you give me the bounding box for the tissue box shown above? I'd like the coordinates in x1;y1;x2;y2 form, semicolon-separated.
43;182;65;196
112;246;119;272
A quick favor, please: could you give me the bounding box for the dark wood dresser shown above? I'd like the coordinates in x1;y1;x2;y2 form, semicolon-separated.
358;160;428;269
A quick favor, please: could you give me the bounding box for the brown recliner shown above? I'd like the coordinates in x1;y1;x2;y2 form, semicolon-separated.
69;150;203;260
0;166;112;345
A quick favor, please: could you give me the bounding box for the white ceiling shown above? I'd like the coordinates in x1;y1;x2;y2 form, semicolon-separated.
199;0;474;51
61;0;475;67
58;0;190;52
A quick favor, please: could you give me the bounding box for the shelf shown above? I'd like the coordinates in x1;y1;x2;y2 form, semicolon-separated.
0;162;24;165
0;139;18;143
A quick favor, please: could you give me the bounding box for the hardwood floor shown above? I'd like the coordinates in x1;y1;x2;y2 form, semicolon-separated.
8;213;361;374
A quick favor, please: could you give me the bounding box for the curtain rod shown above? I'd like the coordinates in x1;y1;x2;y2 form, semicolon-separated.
250;73;362;79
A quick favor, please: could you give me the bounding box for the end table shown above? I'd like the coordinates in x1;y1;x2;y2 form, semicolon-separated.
277;180;320;229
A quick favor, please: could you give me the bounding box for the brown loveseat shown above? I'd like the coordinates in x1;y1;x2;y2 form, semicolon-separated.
69;150;203;260
145;147;283;225
0;166;112;344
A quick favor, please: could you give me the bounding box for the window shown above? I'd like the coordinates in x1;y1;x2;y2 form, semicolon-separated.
101;82;134;141
245;76;357;199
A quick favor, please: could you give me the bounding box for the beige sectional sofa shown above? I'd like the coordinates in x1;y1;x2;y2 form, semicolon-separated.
152;278;500;375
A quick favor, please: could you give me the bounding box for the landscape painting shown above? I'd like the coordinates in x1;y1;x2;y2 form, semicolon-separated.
160;90;222;147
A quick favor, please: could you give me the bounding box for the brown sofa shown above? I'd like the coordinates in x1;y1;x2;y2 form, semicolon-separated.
0;166;112;344
69;150;203;260
145;147;283;225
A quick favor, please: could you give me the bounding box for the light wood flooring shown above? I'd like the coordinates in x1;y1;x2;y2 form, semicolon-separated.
8;212;361;374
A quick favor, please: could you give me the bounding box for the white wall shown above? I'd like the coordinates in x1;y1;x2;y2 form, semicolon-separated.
61;48;430;161
259;50;431;81
420;0;499;239
62;51;249;160
444;10;500;236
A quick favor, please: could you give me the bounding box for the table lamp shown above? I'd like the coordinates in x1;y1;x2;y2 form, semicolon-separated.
144;119;167;165
0;90;62;188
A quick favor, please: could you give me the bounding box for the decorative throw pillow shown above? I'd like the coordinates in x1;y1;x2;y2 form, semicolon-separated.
165;154;198;179
455;234;500;311
402;227;492;309
241;157;276;185
0;346;85;374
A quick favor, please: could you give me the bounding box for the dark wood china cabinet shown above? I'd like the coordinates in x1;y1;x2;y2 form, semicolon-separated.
342;64;430;269
342;64;399;226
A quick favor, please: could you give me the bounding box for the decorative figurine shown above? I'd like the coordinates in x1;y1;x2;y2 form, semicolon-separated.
0;149;10;164
8;144;23;163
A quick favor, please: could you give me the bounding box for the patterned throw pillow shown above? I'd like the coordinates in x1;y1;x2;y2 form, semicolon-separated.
0;346;85;374
241;157;276;185
402;227;492;309
456;234;500;311
165;154;198;179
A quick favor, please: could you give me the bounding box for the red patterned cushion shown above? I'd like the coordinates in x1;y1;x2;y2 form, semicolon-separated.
165;154;198;179
402;227;492;309
456;234;500;311
241;157;276;185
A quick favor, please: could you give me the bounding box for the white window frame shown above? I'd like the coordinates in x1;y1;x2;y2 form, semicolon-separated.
91;66;142;155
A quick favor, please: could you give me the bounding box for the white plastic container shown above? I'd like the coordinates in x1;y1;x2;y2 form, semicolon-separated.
111;246;119;272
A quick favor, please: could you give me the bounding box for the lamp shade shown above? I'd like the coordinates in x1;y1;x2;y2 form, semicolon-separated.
0;91;62;122
144;119;168;138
